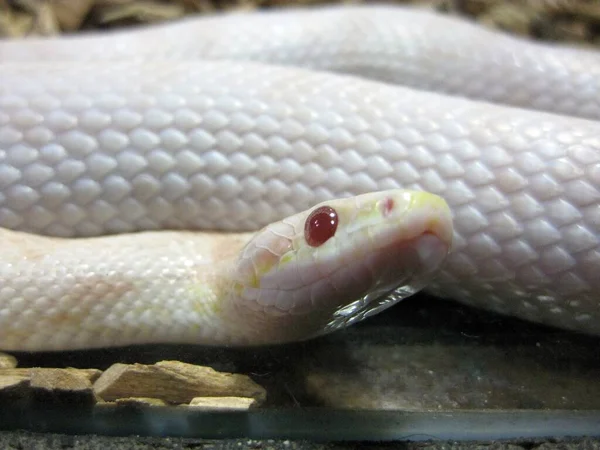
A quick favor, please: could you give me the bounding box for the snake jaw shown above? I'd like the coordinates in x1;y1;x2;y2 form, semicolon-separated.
319;232;450;335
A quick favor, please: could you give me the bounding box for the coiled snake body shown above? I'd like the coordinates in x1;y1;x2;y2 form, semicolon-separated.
1;6;600;350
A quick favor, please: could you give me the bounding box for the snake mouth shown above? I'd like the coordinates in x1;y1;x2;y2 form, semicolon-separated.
317;232;450;336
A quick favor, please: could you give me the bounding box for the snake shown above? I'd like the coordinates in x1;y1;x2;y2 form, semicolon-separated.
1;5;600;351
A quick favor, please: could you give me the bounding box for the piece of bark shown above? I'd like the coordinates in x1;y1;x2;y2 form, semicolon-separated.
0;375;30;403
30;368;98;406
93;360;266;405
0;375;28;389
52;0;96;31
189;396;257;411
96;1;185;24
0;353;17;369
115;397;168;407
0;9;33;38
3;368;102;383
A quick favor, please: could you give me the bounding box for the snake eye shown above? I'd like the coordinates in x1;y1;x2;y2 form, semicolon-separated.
305;206;338;247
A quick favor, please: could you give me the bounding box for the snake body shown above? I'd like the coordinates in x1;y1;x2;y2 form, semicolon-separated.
1;6;600;350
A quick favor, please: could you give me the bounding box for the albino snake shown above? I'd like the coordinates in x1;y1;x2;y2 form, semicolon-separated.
1;5;600;351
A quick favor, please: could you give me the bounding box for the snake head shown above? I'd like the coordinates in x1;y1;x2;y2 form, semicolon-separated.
225;189;453;345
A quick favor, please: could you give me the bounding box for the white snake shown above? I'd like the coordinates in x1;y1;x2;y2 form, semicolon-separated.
1;5;600;351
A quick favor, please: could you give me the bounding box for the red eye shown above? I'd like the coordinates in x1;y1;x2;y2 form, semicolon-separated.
305;205;338;247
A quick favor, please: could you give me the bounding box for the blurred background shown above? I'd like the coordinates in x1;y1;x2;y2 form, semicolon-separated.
2;0;600;48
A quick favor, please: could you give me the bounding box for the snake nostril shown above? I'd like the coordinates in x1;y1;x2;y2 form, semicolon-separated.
305;206;338;247
380;197;394;217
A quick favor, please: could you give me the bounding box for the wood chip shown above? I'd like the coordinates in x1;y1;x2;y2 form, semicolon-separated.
52;0;96;31
3;367;103;383
0;353;17;369
0;375;30;406
114;396;168;407
13;0;61;36
96;0;186;24
30;368;98;406
189;396;257;410
0;366;104;406
0;8;34;37
0;375;29;392
480;3;536;37
93;360;266;405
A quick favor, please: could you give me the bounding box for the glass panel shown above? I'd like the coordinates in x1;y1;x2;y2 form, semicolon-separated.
3;295;600;440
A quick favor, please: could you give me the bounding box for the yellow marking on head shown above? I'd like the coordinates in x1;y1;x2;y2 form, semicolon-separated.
409;190;449;212
355;199;382;222
248;270;260;288
231;280;245;296
279;250;296;267
406;191;453;244
249;248;297;288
